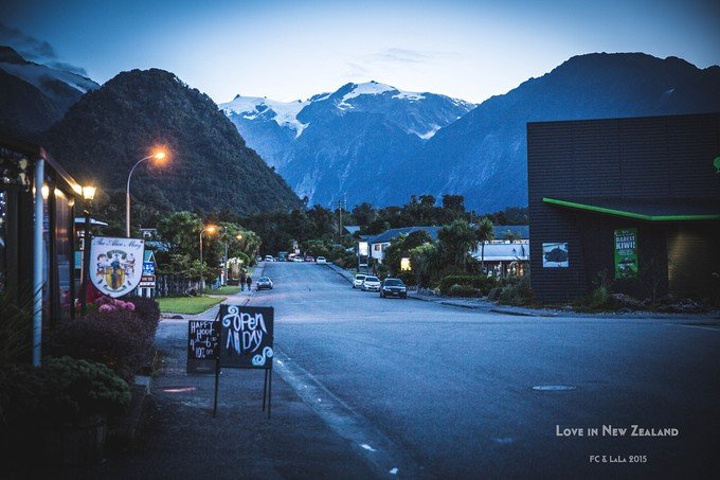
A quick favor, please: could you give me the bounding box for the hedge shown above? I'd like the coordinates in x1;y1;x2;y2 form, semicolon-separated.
439;275;498;296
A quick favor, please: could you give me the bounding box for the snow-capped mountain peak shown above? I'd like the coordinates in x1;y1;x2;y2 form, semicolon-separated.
220;95;309;137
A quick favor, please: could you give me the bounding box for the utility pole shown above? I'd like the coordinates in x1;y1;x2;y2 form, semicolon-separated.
338;198;343;243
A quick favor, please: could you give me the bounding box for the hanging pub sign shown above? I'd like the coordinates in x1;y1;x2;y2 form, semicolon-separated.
90;236;145;297
614;228;638;279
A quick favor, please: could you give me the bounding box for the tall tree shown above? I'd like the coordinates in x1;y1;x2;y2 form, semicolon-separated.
476;217;495;272
437;220;476;270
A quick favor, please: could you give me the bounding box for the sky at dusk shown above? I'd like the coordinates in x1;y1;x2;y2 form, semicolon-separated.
1;0;718;104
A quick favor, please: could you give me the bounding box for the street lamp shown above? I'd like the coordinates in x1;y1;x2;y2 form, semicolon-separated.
126;150;167;237
80;185;97;315
199;225;217;292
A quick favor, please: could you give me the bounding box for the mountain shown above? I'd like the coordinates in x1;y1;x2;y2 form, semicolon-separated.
389;53;720;212
222;54;719;213
0;46;99;137
43;68;303;215
220;81;475;207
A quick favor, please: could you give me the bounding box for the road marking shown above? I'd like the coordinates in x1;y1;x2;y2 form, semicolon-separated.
273;350;431;479
664;323;720;332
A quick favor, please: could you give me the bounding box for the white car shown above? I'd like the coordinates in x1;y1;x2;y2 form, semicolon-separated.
353;274;366;288
265;255;274;262
316;256;327;264
361;275;381;292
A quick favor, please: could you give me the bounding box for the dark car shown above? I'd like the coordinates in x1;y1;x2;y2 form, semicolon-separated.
256;276;273;290
379;278;407;299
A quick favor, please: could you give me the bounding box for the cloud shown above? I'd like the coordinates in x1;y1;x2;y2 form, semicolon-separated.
0;22;88;75
368;48;461;65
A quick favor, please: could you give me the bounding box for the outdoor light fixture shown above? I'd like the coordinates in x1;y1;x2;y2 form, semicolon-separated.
82;185;96;200
199;225;217;291
125;149;169;237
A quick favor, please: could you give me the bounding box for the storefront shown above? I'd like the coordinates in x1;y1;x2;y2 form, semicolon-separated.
527;113;720;303
1;134;82;363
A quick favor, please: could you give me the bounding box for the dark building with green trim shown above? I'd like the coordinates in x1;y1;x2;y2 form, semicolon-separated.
527;113;720;303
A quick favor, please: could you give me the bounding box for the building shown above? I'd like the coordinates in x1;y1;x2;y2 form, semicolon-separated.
1;134;84;362
471;225;530;276
366;226;442;264
527;113;720;303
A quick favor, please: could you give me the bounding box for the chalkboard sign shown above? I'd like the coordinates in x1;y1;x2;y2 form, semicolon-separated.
218;305;274;369
187;320;219;373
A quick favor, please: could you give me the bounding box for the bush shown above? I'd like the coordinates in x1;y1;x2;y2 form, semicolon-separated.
439;275;498;296
48;299;160;382
448;284;482;297
498;275;534;306
0;357;130;427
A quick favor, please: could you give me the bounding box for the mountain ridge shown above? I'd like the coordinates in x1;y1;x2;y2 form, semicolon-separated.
42;68;303;217
221;52;720;212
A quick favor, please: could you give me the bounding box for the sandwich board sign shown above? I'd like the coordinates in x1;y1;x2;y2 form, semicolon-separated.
187;320;219;374
212;304;275;418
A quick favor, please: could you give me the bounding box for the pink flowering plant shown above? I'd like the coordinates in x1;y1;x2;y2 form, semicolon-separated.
95;296;136;312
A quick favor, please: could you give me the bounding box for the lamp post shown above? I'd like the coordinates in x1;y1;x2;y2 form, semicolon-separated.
199;225;217;292
80;185;96;315
126;151;166;237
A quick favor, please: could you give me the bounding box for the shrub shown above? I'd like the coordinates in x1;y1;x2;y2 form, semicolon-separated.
439;275;498;296
448;284;482;297
48;300;159;382
498;275;534;306
0;357;130;427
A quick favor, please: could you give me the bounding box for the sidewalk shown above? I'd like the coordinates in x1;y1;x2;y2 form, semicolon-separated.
324;263;720;322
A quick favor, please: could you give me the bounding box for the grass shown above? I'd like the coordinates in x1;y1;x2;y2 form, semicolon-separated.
157;296;224;315
207;285;241;295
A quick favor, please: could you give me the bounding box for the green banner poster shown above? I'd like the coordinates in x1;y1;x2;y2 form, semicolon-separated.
614;228;638;279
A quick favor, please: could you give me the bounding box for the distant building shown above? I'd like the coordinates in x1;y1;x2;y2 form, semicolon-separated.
471;225;530;276
527;113;720;303
366;226;442;264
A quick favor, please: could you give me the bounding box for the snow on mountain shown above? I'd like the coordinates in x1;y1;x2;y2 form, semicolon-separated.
0;62;98;94
220;95;309;138
220;81;475;208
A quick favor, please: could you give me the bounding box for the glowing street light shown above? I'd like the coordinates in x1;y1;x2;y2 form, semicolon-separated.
125;150;167;237
199;225;217;292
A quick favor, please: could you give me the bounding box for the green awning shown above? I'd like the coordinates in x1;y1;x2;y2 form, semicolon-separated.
543;197;720;222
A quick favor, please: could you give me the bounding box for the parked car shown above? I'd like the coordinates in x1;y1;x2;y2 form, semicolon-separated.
361;275;381;292
265;255;274;262
353;274;366;289
292;256;304;262
316;256;327;264
256;276;273;290
305;255;315;262
380;278;407;299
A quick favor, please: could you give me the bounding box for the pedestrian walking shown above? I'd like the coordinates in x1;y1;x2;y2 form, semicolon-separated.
246;275;252;291
240;272;246;291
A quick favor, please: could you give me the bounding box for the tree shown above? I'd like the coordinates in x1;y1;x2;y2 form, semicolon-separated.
442;194;465;212
475;217;494;272
409;242;441;287
437;220;477;270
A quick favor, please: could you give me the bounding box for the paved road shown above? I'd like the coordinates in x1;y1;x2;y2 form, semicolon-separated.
254;261;720;479
29;262;718;479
